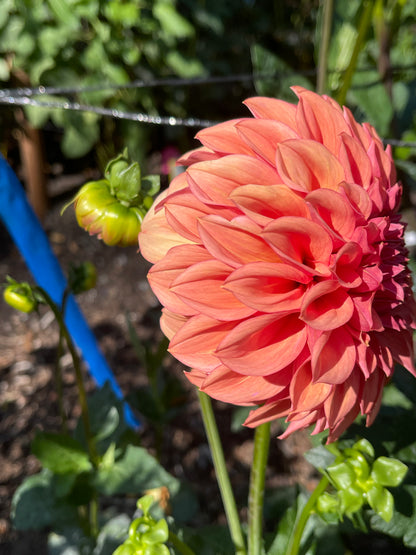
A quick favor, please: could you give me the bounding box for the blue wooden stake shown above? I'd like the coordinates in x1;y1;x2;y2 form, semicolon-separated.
0;155;139;428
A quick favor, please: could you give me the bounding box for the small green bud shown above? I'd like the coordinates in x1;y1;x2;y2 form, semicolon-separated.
3;278;38;313
68;262;97;294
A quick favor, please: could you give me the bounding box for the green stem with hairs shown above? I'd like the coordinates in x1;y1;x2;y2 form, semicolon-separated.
247;422;271;555
286;475;329;555
197;391;247;555
317;0;334;95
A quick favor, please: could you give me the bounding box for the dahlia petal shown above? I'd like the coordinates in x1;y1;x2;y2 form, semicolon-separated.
199;364;289;406
171;259;256;321
293;86;350;154
333;242;363;288
177;146;220;166
306;188;357;241
224;262;309;313
276;139;345;192
244;399;292;428
311;327;356;384
139;191;194;264
360;370;386;426
230;184;309;227
160;309;188;340
243;97;297;129
324;371;361;428
301;281;354;330
185;368;206;388
290;364;332;412
343;106;371;149
339;182;373;219
148;244;212;316
186;155;278;207
279;411;320;438
235;119;298;165
217;313;307;376
198;215;279;268
164;188;237;242
262;217;333;274
169;314;236;370
195;119;255;155
338;133;372;188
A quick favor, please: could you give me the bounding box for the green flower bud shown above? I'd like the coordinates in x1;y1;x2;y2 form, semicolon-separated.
338;483;365;516
68;262;97;294
326;460;356;490
3;279;38;313
367;484;394;522
370;456;408;488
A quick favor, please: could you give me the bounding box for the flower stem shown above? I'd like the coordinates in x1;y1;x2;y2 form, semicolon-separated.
286;475;329;555
317;0;334;94
197;391;247;555
247;422;270;555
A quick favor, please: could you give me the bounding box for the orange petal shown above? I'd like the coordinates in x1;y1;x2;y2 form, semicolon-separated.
276;139;345;193
177;146;220;166
216;313;307;376
262;217;333;273
148;244;212;316
224;262;309;313
338;133;372;188
301;281;354;330
186;154;278;207
244;399;292;427
289;363;332;412
171;259;256;321
195;119;255;155
235;119;298;165
198;215;279;268
168;314;236;370
311;327;357;383
243;97;297;129
160;309;189;340
305;188;357;241
230;183;309;227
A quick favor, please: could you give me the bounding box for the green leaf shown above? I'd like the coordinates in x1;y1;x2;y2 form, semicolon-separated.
371;457;408;487
32;432;92;475
349;71;393;135
166;51;205;78
153;0;195;38
142;518;169;544
326;461;356;490
60;111;99;159
304;445;337;471
267;492;312;555
367;485;394;522
93;445;179;496
93;514;131;555
178;524;234;555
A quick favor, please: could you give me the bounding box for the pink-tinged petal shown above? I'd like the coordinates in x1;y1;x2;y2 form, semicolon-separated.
306;188;357;241
198;215;280;268
217;313;307;376
325;372;362;428
200;364;289;406
293;86;350;154
262;217;333;274
301;281;354;330
376;329;416;376
279;411;320;438
186;154;278;207
311;327;357;384
171;259;256;321
139;195;194;264
169;314;236;370
333;242;363;288
177;146;220;166
163;188;237;242
235;119;298;165
276;139;345;193
148;244;212;316
338;182;372;220
360;370;386;426
185;368;206;388
343;106;371;149
195;119;255;155
349;292;377;332
244;399;292;428
290;363;332;412
224;262;309;313
338;133;372;188
243;97;297;129
230;184;309;227
160;309;188;340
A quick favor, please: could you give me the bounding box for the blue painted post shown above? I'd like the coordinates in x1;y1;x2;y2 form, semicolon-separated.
0;155;139;428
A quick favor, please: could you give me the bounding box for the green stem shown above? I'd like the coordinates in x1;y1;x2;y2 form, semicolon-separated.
247;422;270;555
286;475;329;555
316;0;334;95
197;391;247;555
36;287;99;466
168;531;196;555
89;493;99;539
336;0;375;105
54;327;68;433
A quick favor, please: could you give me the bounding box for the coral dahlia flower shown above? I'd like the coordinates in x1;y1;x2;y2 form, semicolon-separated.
139;87;416;442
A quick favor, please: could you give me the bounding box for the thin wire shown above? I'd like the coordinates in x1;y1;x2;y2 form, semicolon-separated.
0;95;219;128
1;63;416;99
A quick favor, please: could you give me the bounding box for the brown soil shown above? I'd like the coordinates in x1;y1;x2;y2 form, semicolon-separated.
0;176;316;554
